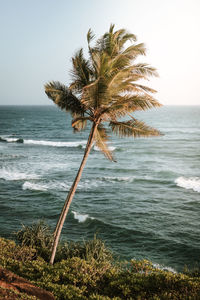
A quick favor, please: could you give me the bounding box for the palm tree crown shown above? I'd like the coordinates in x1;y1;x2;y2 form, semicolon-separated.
45;24;161;162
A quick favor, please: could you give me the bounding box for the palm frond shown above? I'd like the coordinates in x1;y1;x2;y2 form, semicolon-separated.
109;23;115;34
126;83;157;94
82;76;109;109
87;28;95;45
102;94;162;120
44;81;84;115
94;125;115;161
70;49;93;93
116;94;161;110
118;32;137;45
133;63;158;78
106;65;147;93
71;116;92;132
109;119;162;138
122;43;146;59
94;25;136;58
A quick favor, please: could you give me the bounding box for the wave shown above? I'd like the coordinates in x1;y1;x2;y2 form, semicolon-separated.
22;176;135;192
175;176;200;193
22;175;164;192
0;167;40;181
93;145;116;152
0;137;23;143
153;263;176;273
22;181;48;191
71;211;94;223
22;181;70;192
101;176;135;183
22;179;101;192
0;135;117;151
24;139;87;148
0;136;87;148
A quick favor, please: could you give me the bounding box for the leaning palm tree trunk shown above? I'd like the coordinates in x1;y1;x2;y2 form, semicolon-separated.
50;122;98;265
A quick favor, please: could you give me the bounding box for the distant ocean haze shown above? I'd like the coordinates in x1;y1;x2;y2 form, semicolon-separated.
0;105;200;272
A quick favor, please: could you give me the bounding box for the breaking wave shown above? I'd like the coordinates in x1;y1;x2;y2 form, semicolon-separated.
22;179;101;192
0;136;87;148
0;137;23;143
175;176;200;193
71;211;94;223
22;181;70;192
153;263;176;273
24;139;87;148
94;145;116;152
22;176;137;192
22;182;48;191
0;136;118;152
0;167;39;181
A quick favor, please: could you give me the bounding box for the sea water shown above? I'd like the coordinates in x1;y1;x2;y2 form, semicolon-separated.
0;105;199;272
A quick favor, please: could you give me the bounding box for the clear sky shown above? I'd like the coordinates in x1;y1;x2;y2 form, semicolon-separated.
0;0;200;105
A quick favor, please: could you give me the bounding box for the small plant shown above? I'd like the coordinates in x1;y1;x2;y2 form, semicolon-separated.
61;234;113;263
183;263;200;278
15;220;53;260
14;222;113;264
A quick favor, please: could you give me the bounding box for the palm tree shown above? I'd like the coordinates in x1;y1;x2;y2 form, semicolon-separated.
45;24;162;265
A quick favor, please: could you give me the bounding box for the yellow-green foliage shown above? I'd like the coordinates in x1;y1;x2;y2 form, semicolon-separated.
60;234;113;263
0;286;39;299
15;220;53;261
0;237;36;265
0;237;200;300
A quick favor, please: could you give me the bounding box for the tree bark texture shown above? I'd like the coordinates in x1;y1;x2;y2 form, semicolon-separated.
49;122;98;265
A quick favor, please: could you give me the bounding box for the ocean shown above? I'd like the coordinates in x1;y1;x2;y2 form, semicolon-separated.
0;105;199;272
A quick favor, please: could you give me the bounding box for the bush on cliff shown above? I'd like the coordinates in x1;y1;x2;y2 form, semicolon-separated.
0;235;200;300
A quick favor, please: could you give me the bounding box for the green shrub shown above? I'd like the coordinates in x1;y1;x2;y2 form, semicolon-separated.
102;260;200;299
60;234;113;263
14;222;113;264
0;238;36;265
183;264;200;278
0;286;39;299
1;233;200;300
15;220;53;260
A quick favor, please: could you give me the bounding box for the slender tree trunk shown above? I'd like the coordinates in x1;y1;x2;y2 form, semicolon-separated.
49;121;98;265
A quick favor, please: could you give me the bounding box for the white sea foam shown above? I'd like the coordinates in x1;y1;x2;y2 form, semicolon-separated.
4;137;19;142
109;146;116;151
0;136;23;143
24;139;87;148
23;182;48;191
72;211;94;223
1;136;117;151
94;145;116;152
22;181;70;192
175;176;200;193
153;263;176;273
22;179;100;192
20;175;134;192
0;168;39;181
102;176;135;183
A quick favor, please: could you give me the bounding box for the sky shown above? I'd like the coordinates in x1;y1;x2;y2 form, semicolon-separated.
0;0;200;106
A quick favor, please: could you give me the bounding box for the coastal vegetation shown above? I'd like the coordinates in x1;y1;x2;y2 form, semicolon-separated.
0;222;200;299
45;24;162;264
